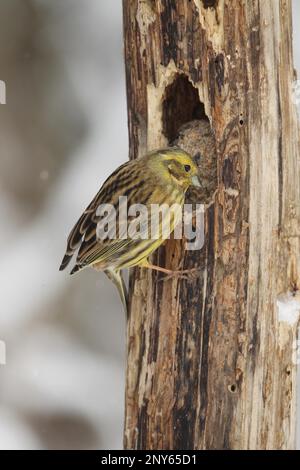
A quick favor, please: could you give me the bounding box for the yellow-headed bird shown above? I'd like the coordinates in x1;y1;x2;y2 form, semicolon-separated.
59;148;201;314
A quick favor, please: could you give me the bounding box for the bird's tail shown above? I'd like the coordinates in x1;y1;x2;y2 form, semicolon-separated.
105;268;128;316
59;253;73;271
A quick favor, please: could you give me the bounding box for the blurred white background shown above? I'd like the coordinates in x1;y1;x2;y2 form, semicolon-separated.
0;0;299;450
0;0;127;449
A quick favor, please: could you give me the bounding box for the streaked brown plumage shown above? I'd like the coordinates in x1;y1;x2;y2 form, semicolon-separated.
59;147;201;313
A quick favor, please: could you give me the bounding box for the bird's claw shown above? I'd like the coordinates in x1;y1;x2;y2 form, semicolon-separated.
157;268;201;282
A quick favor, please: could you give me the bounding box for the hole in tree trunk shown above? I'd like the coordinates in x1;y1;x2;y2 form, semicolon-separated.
162;75;207;143
201;0;218;8
162;74;217;204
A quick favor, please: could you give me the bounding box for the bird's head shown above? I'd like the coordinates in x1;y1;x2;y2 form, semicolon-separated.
148;147;201;192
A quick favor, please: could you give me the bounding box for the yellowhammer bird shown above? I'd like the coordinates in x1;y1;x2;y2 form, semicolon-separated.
59;148;201;314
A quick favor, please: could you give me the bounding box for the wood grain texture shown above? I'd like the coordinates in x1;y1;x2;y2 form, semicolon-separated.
123;0;300;449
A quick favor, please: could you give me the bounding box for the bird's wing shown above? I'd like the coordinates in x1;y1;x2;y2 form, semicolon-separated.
59;160;132;271
59;159;156;273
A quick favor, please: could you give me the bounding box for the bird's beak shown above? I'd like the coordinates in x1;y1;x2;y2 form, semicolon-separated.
191;175;202;188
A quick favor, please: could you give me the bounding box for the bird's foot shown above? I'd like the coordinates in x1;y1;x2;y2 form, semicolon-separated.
139;260;200;282
158;267;201;282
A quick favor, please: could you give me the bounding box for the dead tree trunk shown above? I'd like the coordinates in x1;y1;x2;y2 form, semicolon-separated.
123;0;300;450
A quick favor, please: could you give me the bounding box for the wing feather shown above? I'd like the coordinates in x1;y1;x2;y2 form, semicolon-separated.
59;159;154;273
60;156;184;274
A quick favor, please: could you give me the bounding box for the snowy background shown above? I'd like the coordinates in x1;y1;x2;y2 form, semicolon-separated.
0;0;299;449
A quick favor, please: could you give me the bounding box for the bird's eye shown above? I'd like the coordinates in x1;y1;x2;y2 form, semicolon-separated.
184;164;191;172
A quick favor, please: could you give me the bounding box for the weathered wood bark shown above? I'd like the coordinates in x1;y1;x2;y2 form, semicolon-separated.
123;0;300;449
